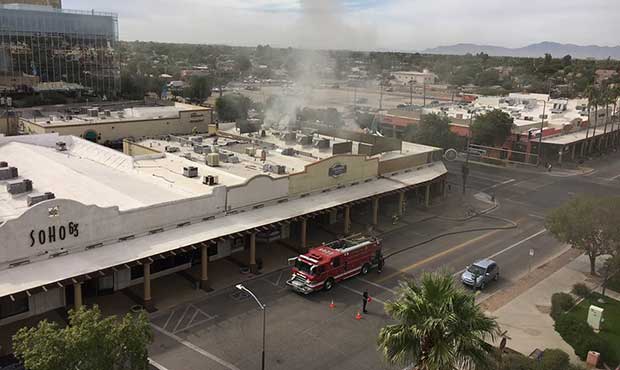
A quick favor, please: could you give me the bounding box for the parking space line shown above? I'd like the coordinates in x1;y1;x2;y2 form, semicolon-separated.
163;310;175;330
340;284;387;304
173;305;192;333
151;323;241;370
481;179;516;192
356;277;397;294
149;358;171;370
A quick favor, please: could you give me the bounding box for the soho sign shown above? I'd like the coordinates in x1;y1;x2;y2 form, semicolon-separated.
328;163;347;178
29;222;80;247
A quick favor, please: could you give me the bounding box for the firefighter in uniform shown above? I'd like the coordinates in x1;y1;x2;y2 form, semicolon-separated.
362;290;369;313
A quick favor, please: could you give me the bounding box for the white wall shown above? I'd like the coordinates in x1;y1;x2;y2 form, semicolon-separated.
226;175;289;211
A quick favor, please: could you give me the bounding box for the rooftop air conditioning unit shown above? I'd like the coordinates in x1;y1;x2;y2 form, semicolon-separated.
0;166;18;180
229;156;240;164
104;110;112;117
56;141;67;151
7;179;33;195
245;147;257;156
183;166;198;178
27;192;55;207
206;153;220;167
284;132;297;142
297;135;313;146
315;138;330;149
80;107;89;115
202;175;219;186
281;148;295;156
165;146;180;153
275;165;286;175
87;108;99;117
0;161;7;168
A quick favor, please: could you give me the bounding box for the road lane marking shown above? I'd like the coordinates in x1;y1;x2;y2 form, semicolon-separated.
528;213;545;220
481;179;516;192
356;277;397;294
149;358;171;370
609;173;620;181
151;323;241;370
377;228;505;283
340;284;387;304
452;229;547;277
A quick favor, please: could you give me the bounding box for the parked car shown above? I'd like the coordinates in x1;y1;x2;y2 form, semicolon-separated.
461;259;499;289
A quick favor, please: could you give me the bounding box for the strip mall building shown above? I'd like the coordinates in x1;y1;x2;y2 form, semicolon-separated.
0;127;447;340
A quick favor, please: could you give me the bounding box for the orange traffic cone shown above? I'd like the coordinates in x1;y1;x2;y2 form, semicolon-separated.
355;311;362;320
329;300;335;309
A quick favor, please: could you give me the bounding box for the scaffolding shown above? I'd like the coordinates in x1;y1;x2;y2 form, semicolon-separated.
0;4;120;97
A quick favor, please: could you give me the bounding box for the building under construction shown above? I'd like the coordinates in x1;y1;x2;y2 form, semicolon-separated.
0;2;119;97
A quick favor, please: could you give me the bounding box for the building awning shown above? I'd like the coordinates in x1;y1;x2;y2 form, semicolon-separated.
0;163;447;298
542;125;620;145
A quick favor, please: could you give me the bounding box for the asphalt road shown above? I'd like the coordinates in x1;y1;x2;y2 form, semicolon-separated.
148;154;620;370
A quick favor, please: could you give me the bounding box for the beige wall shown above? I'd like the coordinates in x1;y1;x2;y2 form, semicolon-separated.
22;108;213;143
379;152;435;174
289;155;379;195
122;140;162;156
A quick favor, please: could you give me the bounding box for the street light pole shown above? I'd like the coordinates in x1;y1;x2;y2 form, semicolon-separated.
537;100;547;166
236;284;266;370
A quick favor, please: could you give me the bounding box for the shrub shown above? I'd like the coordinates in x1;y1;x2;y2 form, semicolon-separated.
553;314;611;362
499;353;536;370
550;292;575;319
538;349;570;370
571;283;591;298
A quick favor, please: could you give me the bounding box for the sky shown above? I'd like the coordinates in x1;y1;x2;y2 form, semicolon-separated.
64;0;620;51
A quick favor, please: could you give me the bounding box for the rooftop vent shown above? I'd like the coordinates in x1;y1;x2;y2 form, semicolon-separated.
7;179;33;195
27;192;55;207
183;166;198;178
56;141;67;151
0;166;18;180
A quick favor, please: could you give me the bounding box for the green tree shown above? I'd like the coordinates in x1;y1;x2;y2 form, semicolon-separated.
403;113;460;150
471;109;514;146
215;94;252;122
13;306;152;370
184;76;212;102
235;55;252;73
546;196;620;275
378;273;499;370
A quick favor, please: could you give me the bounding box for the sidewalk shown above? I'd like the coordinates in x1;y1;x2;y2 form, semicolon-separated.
488;253;606;362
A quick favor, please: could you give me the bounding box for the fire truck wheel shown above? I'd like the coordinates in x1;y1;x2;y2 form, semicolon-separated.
361;263;371;275
324;278;335;291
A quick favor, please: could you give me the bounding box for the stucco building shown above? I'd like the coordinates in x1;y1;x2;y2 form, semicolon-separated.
0;126;447;336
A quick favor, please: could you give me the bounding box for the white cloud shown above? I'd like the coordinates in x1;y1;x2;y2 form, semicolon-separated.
63;0;620;50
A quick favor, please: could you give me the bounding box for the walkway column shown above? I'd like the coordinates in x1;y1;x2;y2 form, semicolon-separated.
344;206;351;235
249;232;257;273
143;262;152;305
425;184;431;208
73;282;83;309
398;192;405;216
301;218;307;251
372;197;379;226
200;244;210;290
571;144;576;161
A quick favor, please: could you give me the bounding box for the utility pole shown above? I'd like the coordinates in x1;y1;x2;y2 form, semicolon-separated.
409;80;413;106
537;99;547;166
462;113;473;195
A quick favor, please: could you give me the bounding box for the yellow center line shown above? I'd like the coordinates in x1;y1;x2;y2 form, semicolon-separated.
378;218;524;283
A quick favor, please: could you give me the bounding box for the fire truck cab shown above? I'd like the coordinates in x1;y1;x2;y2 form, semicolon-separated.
286;235;383;294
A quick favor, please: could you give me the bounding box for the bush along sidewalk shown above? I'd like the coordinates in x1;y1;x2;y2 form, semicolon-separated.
550;291;620;367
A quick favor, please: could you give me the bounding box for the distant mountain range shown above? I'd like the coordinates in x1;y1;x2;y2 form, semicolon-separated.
423;42;620;60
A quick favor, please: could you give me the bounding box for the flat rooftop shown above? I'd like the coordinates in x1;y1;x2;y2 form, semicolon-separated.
0;137;215;223
21;102;208;127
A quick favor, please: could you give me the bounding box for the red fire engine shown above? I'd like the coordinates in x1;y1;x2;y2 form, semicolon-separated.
286;235;383;294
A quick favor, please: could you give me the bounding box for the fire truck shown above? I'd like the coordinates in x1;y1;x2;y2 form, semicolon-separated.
286;235;383;294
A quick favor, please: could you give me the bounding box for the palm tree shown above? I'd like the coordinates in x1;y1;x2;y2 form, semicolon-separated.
589;86;600;154
600;85;610;152
378;273;500;370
